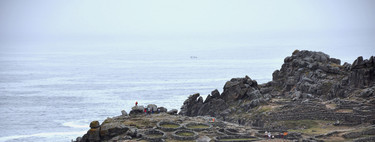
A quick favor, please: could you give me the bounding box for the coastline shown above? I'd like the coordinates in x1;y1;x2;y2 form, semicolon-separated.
74;50;375;141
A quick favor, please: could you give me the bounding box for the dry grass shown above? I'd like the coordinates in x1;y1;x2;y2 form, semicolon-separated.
335;109;353;113
325;103;337;110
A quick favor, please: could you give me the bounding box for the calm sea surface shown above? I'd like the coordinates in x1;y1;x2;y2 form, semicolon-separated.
0;48;281;142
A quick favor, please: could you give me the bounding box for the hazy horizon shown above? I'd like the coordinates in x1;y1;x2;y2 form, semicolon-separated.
1;0;375;62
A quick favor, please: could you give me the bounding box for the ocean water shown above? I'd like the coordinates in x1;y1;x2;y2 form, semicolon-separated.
0;48;281;142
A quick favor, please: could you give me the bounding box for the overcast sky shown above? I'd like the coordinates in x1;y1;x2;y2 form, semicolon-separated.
1;0;374;60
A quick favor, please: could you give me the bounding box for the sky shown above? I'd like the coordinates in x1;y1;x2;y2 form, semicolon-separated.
0;0;374;61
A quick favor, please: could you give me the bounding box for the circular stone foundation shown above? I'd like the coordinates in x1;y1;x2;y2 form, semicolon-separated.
215;135;257;142
184;122;212;131
157;121;182;132
172;130;199;140
143;129;166;141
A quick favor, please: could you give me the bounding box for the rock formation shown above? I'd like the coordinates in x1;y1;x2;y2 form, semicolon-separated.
75;50;375;142
180;50;375;130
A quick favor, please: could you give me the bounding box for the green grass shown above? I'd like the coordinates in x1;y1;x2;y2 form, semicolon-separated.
147;134;163;138
161;124;180;128
187;124;209;129
219;138;257;141
281;120;335;135
176;132;194;136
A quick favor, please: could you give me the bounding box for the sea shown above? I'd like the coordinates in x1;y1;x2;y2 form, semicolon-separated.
0;33;373;142
0;45;285;142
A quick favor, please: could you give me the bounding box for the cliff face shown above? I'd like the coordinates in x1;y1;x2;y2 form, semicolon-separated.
179;50;375;129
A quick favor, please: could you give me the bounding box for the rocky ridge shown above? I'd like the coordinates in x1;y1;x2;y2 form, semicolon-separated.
76;50;375;141
179;50;375;141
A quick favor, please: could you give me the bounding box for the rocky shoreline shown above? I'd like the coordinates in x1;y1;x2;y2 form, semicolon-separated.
74;50;375;142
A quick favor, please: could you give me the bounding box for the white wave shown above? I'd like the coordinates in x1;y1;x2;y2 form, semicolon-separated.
0;131;86;142
62;121;89;129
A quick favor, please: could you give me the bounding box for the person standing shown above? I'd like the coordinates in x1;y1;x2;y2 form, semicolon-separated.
268;131;271;139
135;101;138;106
283;131;288;139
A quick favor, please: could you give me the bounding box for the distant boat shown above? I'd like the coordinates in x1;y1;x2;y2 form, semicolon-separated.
190;56;198;59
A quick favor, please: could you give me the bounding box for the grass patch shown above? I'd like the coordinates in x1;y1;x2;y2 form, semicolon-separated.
326;103;337;109
282;120;319;129
335;109;353;113
176;132;194;136
187;124;209;129
161;124;180;128
166;140;194;142
147;134;164;138
282;120;339;135
219;138;257;141
124;119;154;129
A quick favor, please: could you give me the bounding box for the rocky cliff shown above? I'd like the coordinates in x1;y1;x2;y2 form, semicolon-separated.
180;50;375;130
75;50;375;142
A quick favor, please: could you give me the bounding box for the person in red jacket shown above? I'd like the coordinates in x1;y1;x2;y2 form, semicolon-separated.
135;101;138;106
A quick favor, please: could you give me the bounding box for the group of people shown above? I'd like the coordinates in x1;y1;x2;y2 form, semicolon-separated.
264;131;288;139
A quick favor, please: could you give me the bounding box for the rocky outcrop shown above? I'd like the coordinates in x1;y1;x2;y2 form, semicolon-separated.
179;76;267;119
75;113;262;142
180;50;375;129
271;50;348;99
76;50;375;142
129;105;144;115
350;56;375;88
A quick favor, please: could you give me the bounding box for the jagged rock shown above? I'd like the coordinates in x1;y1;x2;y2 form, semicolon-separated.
198;98;227;117
121;110;128;116
167;109;178;115
211;89;220;98
349;56;375;88
221;76;258;103
179;93;203;116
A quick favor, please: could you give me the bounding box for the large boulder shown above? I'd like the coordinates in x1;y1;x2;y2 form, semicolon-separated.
220;76;258;103
147;104;158;112
99;122;129;140
129;105;144;116
157;107;167;113
90;121;100;129
121;110;128;116
167;109;178;115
